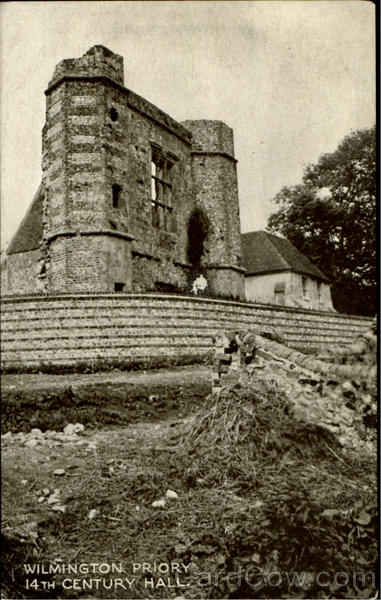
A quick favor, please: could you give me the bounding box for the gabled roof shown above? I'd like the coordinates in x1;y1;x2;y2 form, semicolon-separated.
241;230;329;282
7;184;44;255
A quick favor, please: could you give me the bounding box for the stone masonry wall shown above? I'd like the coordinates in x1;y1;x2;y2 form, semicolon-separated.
0;294;372;369
36;46;245;297
4;250;43;295
48;235;133;292
211;329;376;451
44;71;192;290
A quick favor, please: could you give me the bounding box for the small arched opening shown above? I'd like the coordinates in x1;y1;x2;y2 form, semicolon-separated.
109;107;118;122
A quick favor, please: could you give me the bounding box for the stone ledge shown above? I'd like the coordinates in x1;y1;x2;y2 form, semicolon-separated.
47;230;135;242
206;263;246;274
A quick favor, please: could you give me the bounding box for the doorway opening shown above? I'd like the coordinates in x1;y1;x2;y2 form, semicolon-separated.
187;208;209;268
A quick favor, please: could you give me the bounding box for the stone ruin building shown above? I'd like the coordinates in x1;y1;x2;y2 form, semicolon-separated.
2;45;245;299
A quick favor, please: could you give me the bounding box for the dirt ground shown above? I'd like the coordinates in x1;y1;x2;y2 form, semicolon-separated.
1;367;213;599
1;366;377;600
1;366;211;434
1;365;211;396
2;394;203;598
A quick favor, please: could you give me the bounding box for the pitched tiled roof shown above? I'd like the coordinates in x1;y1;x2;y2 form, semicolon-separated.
7;184;44;255
241;230;329;282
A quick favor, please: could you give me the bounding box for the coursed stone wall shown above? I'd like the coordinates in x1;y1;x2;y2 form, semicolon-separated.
3;46;244;300
0;294;372;369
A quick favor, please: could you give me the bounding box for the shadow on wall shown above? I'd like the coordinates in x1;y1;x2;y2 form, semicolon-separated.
185;207;211;297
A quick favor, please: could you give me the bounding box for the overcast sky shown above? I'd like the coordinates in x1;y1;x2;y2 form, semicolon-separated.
0;0;375;248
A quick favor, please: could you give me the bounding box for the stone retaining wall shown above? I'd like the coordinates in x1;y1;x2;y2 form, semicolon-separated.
0;293;372;369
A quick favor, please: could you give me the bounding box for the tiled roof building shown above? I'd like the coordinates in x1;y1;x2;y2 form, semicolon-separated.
241;231;334;311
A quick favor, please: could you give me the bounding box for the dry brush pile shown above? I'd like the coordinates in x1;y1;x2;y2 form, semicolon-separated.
168;327;378;598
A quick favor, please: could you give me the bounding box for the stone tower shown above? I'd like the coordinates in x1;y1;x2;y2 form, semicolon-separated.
5;46;245;299
183;120;245;298
42;45;134;292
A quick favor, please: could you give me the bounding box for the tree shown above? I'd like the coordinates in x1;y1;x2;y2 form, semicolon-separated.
267;126;376;316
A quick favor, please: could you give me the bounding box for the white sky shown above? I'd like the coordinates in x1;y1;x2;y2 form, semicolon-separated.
0;0;375;248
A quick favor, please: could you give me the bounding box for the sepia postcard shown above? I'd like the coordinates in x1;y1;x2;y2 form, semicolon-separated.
1;2;377;599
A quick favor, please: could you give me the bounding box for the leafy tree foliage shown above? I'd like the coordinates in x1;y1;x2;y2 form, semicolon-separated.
267;126;376;316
